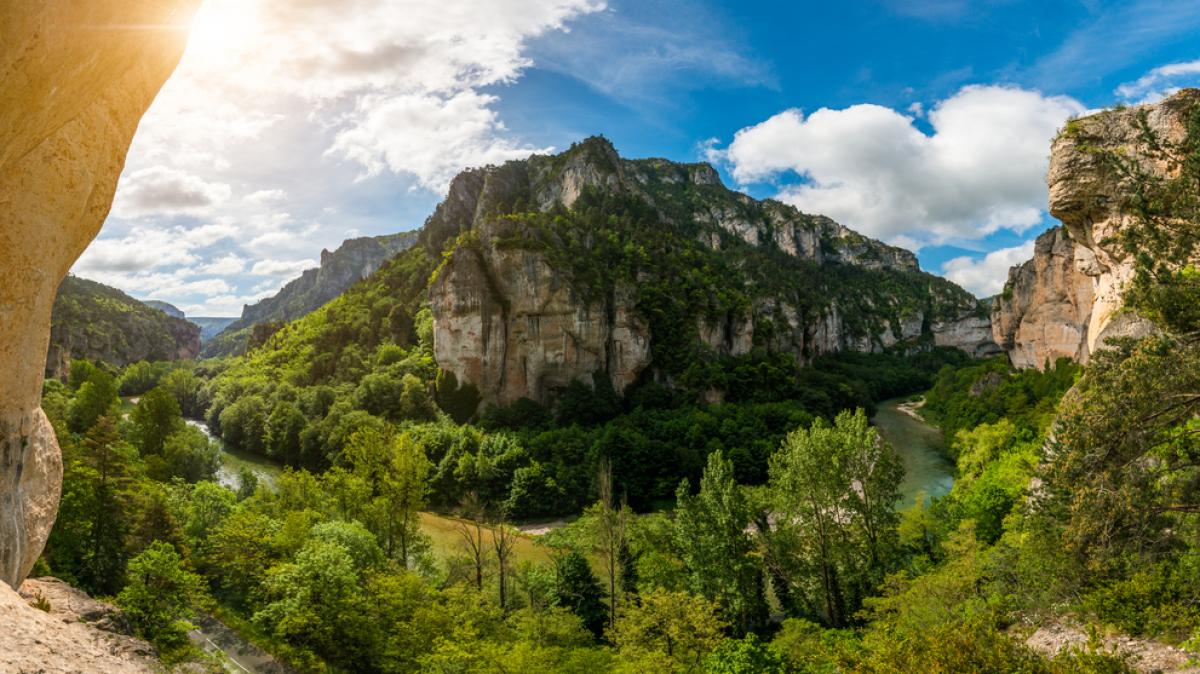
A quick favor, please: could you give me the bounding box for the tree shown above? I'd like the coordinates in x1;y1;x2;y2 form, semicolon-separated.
552;549;608;639
159;425;219;483
344;428;431;567
702;634;784;674
254;539;375;670
767;409;902;627
611;588;726;674
491;513;517;610
130;386;183;457
456;490;489;592
674;450;765;635
161;368;205;418
67;369;118;433
591;459;631;631
77;415;136;594
117;541;203;656
265;400;307;464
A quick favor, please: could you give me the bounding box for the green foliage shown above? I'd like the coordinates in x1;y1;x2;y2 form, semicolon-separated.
553;549;608;638
674;451;765;634
922;356;1079;459
702;634;784;674
67;367;119;433
610;588;726;674
767;409;902;627
50;275;197;372
129;386;183;456
117;541;203;658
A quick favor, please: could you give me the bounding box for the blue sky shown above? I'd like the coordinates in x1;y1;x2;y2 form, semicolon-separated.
77;0;1200;314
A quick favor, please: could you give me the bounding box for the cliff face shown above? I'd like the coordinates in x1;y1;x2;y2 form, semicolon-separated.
429;138;998;407
992;227;1095;368
46;276;201;381
0;0;196;589
992;90;1200;368
203;231;418;356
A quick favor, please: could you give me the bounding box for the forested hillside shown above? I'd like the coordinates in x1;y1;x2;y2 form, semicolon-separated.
45;276;200;381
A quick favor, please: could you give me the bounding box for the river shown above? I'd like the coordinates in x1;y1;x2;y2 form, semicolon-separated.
186;419;282;490
871;398;954;509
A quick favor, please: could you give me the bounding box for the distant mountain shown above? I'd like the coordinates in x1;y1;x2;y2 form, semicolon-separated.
190;317;238;342
143;300;184;318
202;231;418;357
46;276;200;380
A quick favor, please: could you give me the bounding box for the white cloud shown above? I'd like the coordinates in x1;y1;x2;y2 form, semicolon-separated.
245;189;288;205
251;259;318;277
91;0;608;314
75;228;201;273
329;90;553;192
111;166;232;218
714;85;1084;248
1116;59;1200;103
941;239;1036;297
200;254;247;276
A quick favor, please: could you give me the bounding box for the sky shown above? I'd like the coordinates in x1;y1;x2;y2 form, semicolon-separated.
74;0;1200;316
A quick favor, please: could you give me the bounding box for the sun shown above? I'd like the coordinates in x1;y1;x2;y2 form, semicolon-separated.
183;0;261;66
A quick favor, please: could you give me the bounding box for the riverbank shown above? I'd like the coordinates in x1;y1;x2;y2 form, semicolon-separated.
871;398;954;508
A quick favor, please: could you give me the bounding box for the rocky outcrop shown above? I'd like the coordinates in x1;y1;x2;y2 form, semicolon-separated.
993;90;1200;368
992;227;1095;368
144;300;185;318
46;276;202;381
429;138;995;406
3;578;159;673
204;231;418;356
0;0;196;588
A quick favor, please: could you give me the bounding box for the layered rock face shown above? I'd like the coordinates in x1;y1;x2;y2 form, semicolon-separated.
993;90;1199;368
204;231;418;356
46;276;202;381
992;227;1095;368
0;1;197;588
430;138;997;406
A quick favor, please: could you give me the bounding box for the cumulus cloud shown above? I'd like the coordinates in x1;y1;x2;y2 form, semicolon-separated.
251;259;318;277
329;91;553;191
111;166;232;218
75;228;202;273
200;254;247;276
1116;59;1200;103
940;239;1036;297
713;85;1084;248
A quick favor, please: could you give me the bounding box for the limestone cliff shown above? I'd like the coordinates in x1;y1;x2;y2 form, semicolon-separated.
993;90;1200;368
203;231;419;356
0;0;197;589
46;276;202;381
991;227;1095;368
429;138;998;407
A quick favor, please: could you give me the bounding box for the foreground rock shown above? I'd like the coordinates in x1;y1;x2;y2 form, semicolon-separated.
0;0;197;588
1021;620;1199;674
993;90;1200;368
2;579;158;673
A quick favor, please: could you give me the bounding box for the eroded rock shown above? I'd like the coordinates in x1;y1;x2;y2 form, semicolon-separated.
993;90;1200;368
0;0;197;588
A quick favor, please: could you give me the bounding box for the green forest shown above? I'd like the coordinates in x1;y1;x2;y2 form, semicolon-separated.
30;107;1200;673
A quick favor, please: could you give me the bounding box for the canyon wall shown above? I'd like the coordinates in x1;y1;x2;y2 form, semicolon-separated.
429;138;998;407
992;90;1199;368
0;1;197;588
